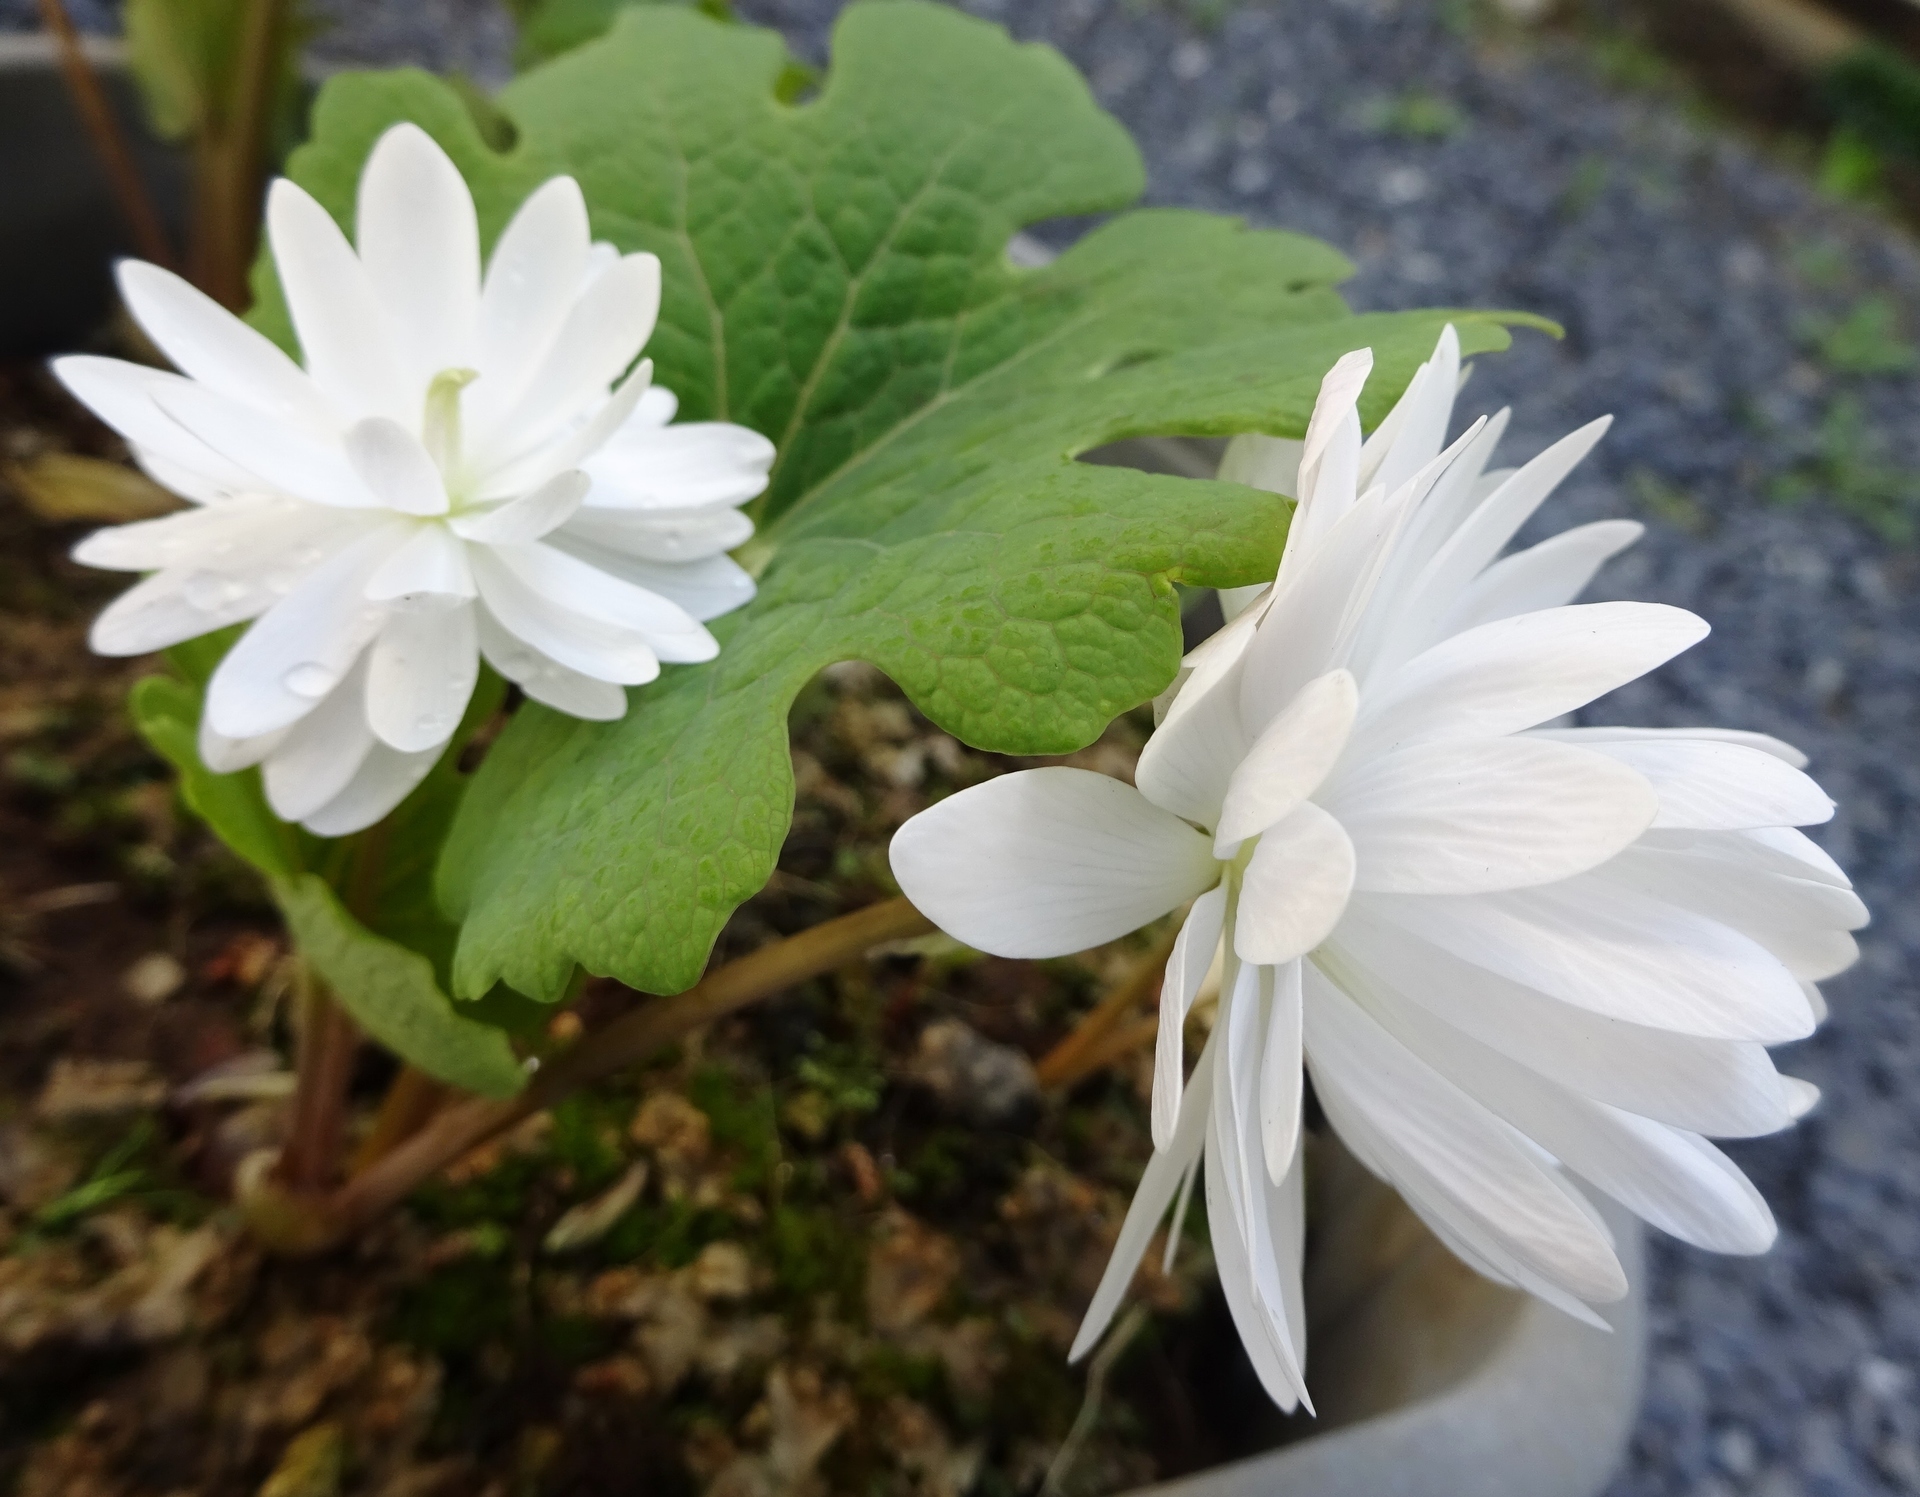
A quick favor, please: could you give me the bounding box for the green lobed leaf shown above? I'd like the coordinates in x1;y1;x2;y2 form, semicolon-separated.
259;1;1547;1001
131;673;305;880
273;875;526;1097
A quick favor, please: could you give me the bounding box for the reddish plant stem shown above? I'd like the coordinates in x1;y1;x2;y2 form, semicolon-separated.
302;897;933;1250
349;1065;447;1177
277;977;359;1191
37;0;176;270
192;0;284;308
1034;928;1178;1092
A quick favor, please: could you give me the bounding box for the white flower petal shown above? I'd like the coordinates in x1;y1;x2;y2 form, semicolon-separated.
1303;964;1628;1306
366;601;479;752
476;175;592;410
116;261;338;433
299;740;441;836
547;541;756;624
205;524;404;738
53;356;263;494
90;565;281;657
1344;408;1511;676
1440;519;1644;635
477;359;655;500
1239;482;1405;733
560;499;754;564
87;505;371;656
1289;348;1371;554
1345;964;1776;1254
1367;877;1817;1042
199;715;286;773
577;419;775;510
1594;846;1863;982
1326;738;1658;895
469;549;661;686
356;124;481;386
263;656;378;821
1215;668;1357;849
476;252;662;468
1260;958;1303;1186
1136;640;1252;828
1546;724;1809;769
74;494;307;572
366;523;477;602
1738;824;1850;883
890;768;1221;960
482;541;715;662
1781;1076;1821;1119
1348;601;1709;761
1234;800;1355;965
343;418;450;517
1372;417;1613;673
451;470;589;545
265;178;409;420
1211;959;1312;1409
1152;882;1227;1150
1359;323;1460;499
1071;1027;1216;1364
475;608;628;720
1529;733;1832;829
1204;1104;1313;1411
1323;913;1794;1137
153;382;382;509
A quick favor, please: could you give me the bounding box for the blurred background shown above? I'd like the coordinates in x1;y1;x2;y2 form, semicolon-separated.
0;1;1915;1494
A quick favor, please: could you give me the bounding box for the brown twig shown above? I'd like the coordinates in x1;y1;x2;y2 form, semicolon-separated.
277;897;934;1251
36;0;176;270
1034;928;1179;1092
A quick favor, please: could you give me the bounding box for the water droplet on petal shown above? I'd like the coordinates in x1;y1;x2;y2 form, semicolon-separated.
283;663;338;699
182;570;247;611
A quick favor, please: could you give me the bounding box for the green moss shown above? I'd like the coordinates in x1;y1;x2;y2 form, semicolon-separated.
1368;89;1466;141
597;1199;737;1269
852;1343;949;1406
1770;394;1920;542
389;1258;519;1355
689;1065;780;1189
548;1094;630;1194
1628;468;1712;536
769;1204;862;1305
1803;295;1918;375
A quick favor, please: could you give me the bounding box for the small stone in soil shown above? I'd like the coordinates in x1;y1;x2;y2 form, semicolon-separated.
907;1018;1039;1126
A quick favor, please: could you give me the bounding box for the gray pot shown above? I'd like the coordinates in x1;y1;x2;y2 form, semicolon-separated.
0;33;187;356
1128;1145;1646;1497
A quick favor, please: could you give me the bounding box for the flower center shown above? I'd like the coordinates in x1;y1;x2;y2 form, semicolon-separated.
422;367;479;498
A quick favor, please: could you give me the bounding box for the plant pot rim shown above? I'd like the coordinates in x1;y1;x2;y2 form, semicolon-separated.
1121;1197;1647;1497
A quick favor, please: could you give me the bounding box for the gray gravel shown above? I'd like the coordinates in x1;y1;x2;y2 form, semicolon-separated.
6;0;1918;1490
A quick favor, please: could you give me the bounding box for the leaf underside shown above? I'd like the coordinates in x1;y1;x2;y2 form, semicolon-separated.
134;666;523;1094
258;0;1544;1001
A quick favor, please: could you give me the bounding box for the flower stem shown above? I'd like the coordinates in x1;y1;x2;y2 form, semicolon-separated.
192;0;285;308
1034;927;1178;1092
276;965;359;1192
36;0;177;271
279;896;932;1251
349;1065;447;1176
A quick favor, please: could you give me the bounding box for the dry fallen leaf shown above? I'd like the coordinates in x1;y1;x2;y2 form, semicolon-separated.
6;453;178;525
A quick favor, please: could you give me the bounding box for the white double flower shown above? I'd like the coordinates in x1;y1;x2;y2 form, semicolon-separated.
63;124;773;834
892;329;1864;1409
